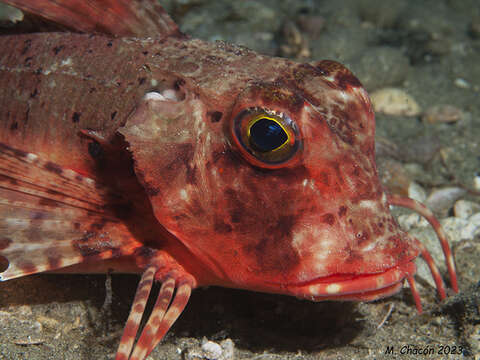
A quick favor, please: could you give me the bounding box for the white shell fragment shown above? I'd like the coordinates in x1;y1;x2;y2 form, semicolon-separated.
397;213;428;231
454;200;480;219
422;104;464;124
201;340;223;359
425;187;466;214
454;78;470;89
143;88;180;102
407;181;427;203
370;88;421;116
474;175;480;191
184;338;235;360
143;91;166;101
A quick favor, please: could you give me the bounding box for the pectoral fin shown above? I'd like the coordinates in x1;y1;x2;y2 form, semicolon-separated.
0;142;142;280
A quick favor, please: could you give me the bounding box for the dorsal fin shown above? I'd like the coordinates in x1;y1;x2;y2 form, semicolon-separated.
2;0;182;37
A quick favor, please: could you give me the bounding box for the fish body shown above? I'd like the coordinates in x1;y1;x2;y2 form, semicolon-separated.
0;1;458;359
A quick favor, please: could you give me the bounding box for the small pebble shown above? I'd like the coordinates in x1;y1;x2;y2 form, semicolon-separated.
474;175;480;191
36;315;59;329
17;305;32;316
397;213;428;231
408;182;427;203
184;338;235;360
220;339;234;359
32;321;43;333
454;78;470;89
469;212;480;229
0;310;12;318
201;341;223;359
441;217;476;242
425;187;466;215
0;3;23;23
454;200;480;219
370;88;421;116
422;104;464;124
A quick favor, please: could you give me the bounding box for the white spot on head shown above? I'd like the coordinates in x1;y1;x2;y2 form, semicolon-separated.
180;189;188;201
309;285;320;296
324;75;335;82
161;89;178;101
143;92;166;101
376;276;385;289
339;90;350;102
362;241;377;252
291;230;306;251
150;79;158;87
60;58;72;66
358;199;376;210
326;283;342;294
302;178;308;187
143;89;179;102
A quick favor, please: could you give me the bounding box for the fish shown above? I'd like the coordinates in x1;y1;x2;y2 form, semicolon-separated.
0;1;458;359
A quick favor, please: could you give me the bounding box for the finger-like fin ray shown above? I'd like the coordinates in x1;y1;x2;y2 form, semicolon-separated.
115;266;193;360
388;193;458;312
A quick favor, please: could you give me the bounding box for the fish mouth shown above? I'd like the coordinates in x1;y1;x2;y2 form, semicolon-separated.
284;260;417;302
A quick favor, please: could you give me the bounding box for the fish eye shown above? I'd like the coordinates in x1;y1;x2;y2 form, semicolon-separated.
232;108;302;168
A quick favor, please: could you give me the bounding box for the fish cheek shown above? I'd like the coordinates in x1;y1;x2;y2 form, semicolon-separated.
242;215;300;277
121;91;306;283
220;166;311;281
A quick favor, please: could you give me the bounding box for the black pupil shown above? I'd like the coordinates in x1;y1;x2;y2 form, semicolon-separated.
249;118;288;152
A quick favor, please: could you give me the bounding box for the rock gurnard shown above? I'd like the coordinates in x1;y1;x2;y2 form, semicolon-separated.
0;1;458;359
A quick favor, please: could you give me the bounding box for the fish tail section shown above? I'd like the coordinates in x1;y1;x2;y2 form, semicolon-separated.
0;142;142;281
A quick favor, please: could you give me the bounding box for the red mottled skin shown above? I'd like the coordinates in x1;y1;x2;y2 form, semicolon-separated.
0;1;458;359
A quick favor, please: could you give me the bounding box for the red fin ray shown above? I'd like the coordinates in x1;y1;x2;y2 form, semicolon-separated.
0;142;118;212
0;143;143;281
387;193;458;293
115;263;194;360
2;0;182;37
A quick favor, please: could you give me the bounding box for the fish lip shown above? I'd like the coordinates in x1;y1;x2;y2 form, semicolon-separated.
284;260;417;301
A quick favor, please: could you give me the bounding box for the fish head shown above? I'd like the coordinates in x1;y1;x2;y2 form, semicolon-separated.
120;56;419;302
